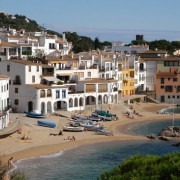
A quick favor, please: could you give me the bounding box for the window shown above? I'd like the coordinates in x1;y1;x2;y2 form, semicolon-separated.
49;43;55;49
168;96;170;99
165;86;173;92
7;65;10;72
15;88;18;93
177;86;180;92
62;90;66;98
177;96;179;99
173;78;177;82
37;66;39;72
172;95;175;99
56;90;60;98
7;84;8;91
160;86;164;89
32;75;35;83
14;99;19;105
88;72;91;77
160;78;164;84
168;78;170;81
160;96;165;102
29;66;31;72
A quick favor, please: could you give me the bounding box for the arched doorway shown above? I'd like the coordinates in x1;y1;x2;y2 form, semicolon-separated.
79;97;83;106
86;96;96;105
74;98;78;107
28;101;33;112
69;98;73;108
98;95;102;104
41;102;45;114
47;101;52;113
103;95;108;104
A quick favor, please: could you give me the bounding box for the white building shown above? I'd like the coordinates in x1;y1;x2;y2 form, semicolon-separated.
111;41;149;55
0;29;72;60
0;75;10;129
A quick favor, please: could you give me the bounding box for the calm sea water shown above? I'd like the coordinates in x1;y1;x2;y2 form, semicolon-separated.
15;119;180;180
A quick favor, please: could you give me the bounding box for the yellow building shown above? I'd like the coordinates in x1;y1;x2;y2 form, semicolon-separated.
122;68;135;96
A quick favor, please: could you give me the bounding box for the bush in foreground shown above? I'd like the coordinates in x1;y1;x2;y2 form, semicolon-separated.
98;152;180;180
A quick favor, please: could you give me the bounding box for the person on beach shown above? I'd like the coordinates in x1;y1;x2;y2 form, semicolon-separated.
8;157;13;169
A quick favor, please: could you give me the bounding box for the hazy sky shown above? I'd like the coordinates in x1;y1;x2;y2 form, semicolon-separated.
1;0;180;43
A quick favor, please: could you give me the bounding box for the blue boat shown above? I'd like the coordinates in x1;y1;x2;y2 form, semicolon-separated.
25;111;45;118
37;120;56;128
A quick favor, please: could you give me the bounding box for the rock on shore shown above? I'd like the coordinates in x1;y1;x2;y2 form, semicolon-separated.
158;126;180;137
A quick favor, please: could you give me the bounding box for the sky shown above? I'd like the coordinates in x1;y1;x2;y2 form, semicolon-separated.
1;0;180;43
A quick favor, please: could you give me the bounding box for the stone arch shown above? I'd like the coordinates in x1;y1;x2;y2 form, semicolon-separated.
41;102;45;114
69;98;73;108
79;97;83;106
47;101;52;113
98;95;102;104
103;95;108;104
85;96;96;105
74;98;78;107
28;101;33;112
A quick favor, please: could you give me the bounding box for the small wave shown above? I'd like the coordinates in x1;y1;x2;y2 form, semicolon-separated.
39;151;64;158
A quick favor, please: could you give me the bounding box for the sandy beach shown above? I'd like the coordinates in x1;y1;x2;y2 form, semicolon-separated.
1;102;179;166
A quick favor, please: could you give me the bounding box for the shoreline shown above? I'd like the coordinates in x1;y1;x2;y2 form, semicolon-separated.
1;103;180;166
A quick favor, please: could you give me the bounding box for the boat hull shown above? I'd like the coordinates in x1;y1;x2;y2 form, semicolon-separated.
37;120;56;128
63;126;84;132
26;112;45;118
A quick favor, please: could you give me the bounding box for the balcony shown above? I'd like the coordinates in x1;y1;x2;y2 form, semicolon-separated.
0;106;11;117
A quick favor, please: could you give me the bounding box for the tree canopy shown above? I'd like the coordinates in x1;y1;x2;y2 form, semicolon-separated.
98;152;180;180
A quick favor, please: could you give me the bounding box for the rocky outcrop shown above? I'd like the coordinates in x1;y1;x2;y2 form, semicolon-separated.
158;126;180;137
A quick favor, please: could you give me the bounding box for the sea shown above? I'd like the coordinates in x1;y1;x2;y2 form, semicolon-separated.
14;118;180;180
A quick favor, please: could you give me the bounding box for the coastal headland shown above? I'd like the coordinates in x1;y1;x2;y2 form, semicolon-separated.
1;102;179;165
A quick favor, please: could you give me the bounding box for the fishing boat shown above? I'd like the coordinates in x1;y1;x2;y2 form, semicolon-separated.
95;109;116;117
80;122;103;131
96;129;113;136
37;120;56;128
63;125;84;132
91;113;113;121
25;111;45;118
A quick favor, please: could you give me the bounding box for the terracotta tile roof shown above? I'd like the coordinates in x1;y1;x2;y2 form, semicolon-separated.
0;41;17;47
0;75;9;79
11;60;41;66
156;72;177;77
141;56;180;61
10;59;53;68
28;84;67;89
80;78;117;83
139;50;167;54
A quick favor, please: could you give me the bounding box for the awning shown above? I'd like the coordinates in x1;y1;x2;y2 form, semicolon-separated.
42;77;60;82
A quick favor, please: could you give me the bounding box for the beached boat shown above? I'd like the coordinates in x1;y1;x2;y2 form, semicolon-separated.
25;111;45;118
95;110;116;117
37;120;56;128
96;129;113;136
63;125;84;132
91;113;113;121
80;122;103;131
159;136;169;141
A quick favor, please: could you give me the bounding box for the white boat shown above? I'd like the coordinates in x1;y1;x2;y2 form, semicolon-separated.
63;125;84;132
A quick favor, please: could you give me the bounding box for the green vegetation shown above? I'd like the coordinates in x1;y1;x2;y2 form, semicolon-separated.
64;32;111;53
98;152;180;180
131;39;180;55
